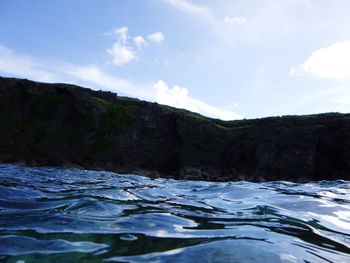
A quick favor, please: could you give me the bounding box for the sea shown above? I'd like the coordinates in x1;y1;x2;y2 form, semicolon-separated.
0;164;350;263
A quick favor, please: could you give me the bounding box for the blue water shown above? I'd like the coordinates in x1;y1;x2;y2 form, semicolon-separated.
0;164;350;262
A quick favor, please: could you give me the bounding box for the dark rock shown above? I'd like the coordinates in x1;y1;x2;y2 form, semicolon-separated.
95;90;117;101
0;76;349;181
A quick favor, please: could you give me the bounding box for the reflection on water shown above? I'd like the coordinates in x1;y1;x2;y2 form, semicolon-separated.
0;164;350;262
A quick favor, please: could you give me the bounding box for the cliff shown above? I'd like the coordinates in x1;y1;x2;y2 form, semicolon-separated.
0;76;349;182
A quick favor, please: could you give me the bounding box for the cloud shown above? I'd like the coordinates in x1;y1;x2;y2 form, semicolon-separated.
134;36;146;49
108;27;165;65
147;32;165;43
162;0;248;46
107;26;137;66
113;26;128;44
163;0;213;21
162;0;249;27
290;41;350;79
162;0;350;48
154;80;241;120
67;65;152;99
0;44;240;120
223;16;247;26
107;43;136;66
0;45;59;83
0;44;152;99
280;85;350;115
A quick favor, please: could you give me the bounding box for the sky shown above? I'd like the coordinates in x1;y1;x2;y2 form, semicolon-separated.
0;0;350;120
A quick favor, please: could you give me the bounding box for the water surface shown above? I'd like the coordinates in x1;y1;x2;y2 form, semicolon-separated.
0;164;350;262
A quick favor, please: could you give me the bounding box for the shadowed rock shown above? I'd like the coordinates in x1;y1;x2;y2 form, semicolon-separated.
0;76;349;181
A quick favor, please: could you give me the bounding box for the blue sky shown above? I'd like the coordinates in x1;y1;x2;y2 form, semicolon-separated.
0;0;350;120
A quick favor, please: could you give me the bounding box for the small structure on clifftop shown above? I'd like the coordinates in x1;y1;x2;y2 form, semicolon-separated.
95;90;117;101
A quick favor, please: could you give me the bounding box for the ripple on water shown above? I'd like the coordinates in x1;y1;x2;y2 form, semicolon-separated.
0;235;108;255
0;164;350;263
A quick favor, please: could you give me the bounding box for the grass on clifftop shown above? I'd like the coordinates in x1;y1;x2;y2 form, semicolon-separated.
118;96;349;130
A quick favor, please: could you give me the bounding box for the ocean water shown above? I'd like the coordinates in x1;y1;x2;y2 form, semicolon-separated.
0;164;350;263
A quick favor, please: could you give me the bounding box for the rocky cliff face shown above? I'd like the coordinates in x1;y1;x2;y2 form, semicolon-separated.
1;76;349;181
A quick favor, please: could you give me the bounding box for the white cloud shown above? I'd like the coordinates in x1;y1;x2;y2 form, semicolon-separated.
154;80;241;120
107;43;136;66
108;26;137;66
163;0;213;21
163;0;350;48
0;44;240;120
223;16;247;26
147;32;165;43
290;41;350;79
108;27;164;65
113;26;128;44
134;36;146;49
162;0;249;47
0;44;152;99
0;45;59;83
68;65;152;99
278;85;350;115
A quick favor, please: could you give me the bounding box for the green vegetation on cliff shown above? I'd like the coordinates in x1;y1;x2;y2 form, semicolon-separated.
93;98;136;151
0;76;349;182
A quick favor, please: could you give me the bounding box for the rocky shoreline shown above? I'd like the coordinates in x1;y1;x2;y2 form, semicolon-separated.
0;76;349;182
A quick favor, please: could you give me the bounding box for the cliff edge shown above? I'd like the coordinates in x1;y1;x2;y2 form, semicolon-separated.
1;76;349;181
